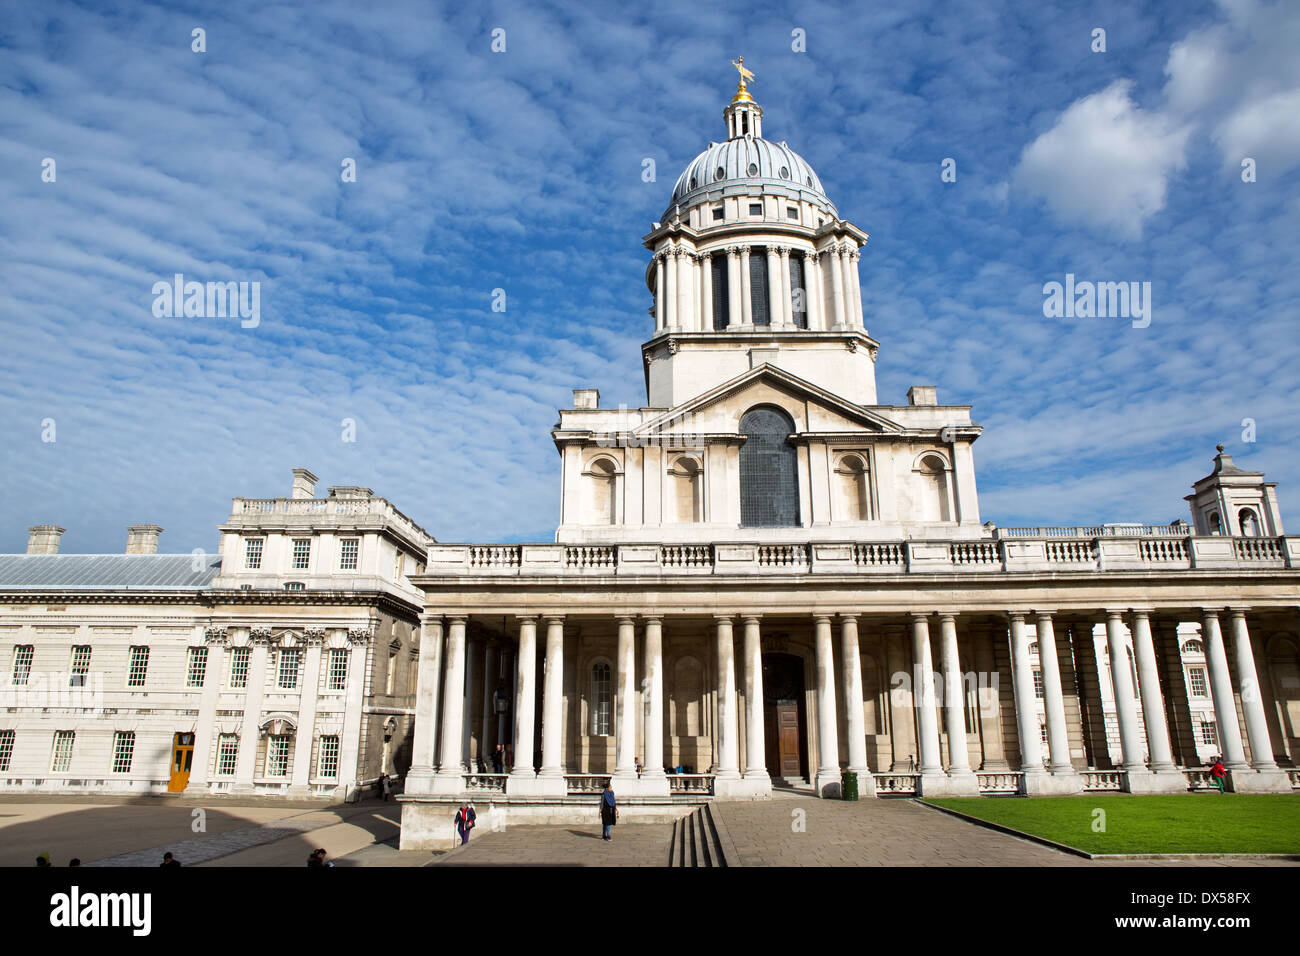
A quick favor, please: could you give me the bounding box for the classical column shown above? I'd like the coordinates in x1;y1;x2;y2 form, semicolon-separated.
727;247;742;328
690;252;702;332
511;617;538;779
936;613;973;775
233;632;272;793
654;253;665;333
839;615;871;783
496;645;512;747
665;248;678;331
1228;609;1279;770
741;616;771;789
814;615;841;795
847;248;864;329
462;634;480;771
432;617;468;789
700;253;713;331
778;246;793;328
714;616;741;785
1201;609;1248;769
1130;610;1176;771
290;636;325;791
740;247;753;327
1103;610;1146;773
677;247;693;331
1007;612;1044;770
910;614;942;778
807;252;823;330
407;616;444;790
1034;613;1074;774
829;245;846;329
480;640;498;771
643;617;666;780
766;247;782;327
614;616;639;779
188;632;227;790
537;617;566;786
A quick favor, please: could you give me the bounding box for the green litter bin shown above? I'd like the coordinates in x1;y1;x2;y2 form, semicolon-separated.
841;770;859;801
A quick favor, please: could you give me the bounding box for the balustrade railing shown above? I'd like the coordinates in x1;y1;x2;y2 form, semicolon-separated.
233;496;432;542
1045;540;1095;565
566;546;615;570
1140;538;1187;564
1081;770;1125;791
757;544;809;569
661;545;711;568
975;772;1023;794
1235;537;1284;563
1288;769;1300;790
469;546;521;569
872;773;919;794
564;774;607;794
951;542;999;566
1184;769;1215;790
463;773;508;792
666;774;715;795
853;543;905;567
1000;525;1187;538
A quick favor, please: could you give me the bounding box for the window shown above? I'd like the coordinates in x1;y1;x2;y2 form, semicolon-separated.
339;539;359;570
710;253;730;330
835;454;870;520
587;458;617;525
215;735;239;776
1199;720;1218;747
786;205;799;219
1033;669;1044;698
669;457;701;523
1188;666;1208;697
126;646;149;688
917;455;952;522
739;406;799;527
291;538;311;570
69;646;91;687
394;550;404;579
1182;639;1204;654
50;730;74;772
186;647;208;688
1208;511;1222;535
1028;641;1039;658
327;649;349;691
711;205;724;221
1239;509;1260;536
591;662;611;736
244;538;264;569
748;202;762;215
0;730;14;772
265;735;291;777
111;731;135;773
748;246;770;326
11;645;34;686
317;735;340;780
229;647;250;689
284;582;305;591
789;253;807;328
385;649;397;695
277;648;301;690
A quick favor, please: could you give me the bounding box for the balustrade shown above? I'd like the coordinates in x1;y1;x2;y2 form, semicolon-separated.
1081;770;1125;791
872;773;919;795
975;771;1023;794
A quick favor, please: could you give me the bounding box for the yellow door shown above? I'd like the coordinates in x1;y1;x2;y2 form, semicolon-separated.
169;733;195;792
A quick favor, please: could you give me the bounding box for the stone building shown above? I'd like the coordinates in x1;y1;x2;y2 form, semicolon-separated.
0;470;431;798
397;75;1300;847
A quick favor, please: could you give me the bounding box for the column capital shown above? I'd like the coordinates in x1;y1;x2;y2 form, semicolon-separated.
1200;606;1226;619
616;616;637;627
934;611;959;622
1031;610;1054;622
1128;607;1154;618
542;615;565;626
641;614;663;625
740;614;762;625
1005;611;1028;623
713;613;735;625
514;614;539;624
1225;606;1251;617
908;611;931;623
813;614;835;626
1103;608;1127;621
419;613;444;626
444;615;469;626
837;612;860;624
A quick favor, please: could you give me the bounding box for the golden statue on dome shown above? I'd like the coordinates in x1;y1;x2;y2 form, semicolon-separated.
731;56;755;101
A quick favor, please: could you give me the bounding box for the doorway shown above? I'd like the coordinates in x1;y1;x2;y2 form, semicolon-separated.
168;732;195;792
762;653;808;782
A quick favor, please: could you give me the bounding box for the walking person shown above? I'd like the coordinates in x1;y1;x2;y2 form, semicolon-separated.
492;744;505;774
599;780;618;842
455;802;477;845
377;772;391;801
1209;756;1227;793
635;757;643;779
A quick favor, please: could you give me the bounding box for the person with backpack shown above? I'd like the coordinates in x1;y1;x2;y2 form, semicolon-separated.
599;781;618;841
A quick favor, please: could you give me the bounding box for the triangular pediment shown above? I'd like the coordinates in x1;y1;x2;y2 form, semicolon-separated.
635;363;903;440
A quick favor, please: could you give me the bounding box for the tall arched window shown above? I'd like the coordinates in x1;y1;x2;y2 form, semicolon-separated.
1208;511;1222;535
790;254;807;329
586;458;617;525
1239;509;1260;536
590;662;611;736
740;406;799;527
711;254;730;330
917;454;952;522
835;453;870;520
669;456;702;523
749;247;770;326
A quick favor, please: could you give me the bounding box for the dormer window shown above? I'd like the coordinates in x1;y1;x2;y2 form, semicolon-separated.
339;538;359;570
749;202;762;216
244;538;263;570
284;582;305;591
712;205;724;221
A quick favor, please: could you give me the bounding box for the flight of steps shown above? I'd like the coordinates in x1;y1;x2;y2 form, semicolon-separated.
669;805;729;867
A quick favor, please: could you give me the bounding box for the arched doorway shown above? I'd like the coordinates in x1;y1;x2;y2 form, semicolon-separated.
762;652;808;783
740;406;800;527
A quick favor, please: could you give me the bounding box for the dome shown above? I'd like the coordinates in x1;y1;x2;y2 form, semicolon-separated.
668;137;831;212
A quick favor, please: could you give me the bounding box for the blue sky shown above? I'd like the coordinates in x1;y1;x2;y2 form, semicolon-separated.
2;0;1298;552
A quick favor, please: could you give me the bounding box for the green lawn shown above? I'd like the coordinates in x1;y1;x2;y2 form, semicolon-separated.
921;794;1300;855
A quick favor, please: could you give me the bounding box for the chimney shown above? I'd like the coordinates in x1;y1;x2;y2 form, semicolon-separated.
907;385;938;406
291;468;319;499
126;524;163;554
27;525;65;554
573;388;599;409
327;486;373;500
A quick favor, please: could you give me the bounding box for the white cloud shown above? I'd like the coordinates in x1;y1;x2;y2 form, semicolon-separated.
1012;81;1190;239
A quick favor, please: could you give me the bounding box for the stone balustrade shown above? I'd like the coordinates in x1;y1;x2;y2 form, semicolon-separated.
872;773;919;795
464;773;508;792
666;774;715;794
422;535;1300;577
233;495;433;545
564;774;607;794
975;771;1023;794
1184;769;1215;790
1081;770;1126;791
1288;770;1300;790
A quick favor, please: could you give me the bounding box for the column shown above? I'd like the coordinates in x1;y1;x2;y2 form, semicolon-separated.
839;615;871;782
690;252;702;332
778;246;793;328
188;634;226;789
676;247;692;331
1228;609;1279;770
1034;613;1074;774
1007;613;1044;770
407;616;444;790
1202;609;1248;769
910;614;942;777
807;252;823;330
538;617;566;785
497;645;512;747
233;635;271;792
814;615;841;794
741;616;771;788
826;246;844;329
432;617;468;790
290;638;325;791
936;614;974;777
714;616;741;783
727;247;742;328
700;253;713;331
336;630;372;794
1103;610;1146;773
480;640;498;773
614;616;638;778
847;248;864;329
740;247;753;327
511;617;538;779
885;627;916;770
1130;610;1177;771
643;617;666;779
654;253;665;333
462;634;479;772
766;247;782;327
665;248;678;330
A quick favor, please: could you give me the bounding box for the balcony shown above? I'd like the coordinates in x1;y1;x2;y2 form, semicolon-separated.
227;496;434;548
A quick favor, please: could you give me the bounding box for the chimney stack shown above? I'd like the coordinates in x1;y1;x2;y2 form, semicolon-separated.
291;468;319;499
126;524;163;554
27;525;65;554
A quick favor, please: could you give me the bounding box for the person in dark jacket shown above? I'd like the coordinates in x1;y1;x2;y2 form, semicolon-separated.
455;803;477;845
160;852;180;867
599;781;617;841
492;744;505;774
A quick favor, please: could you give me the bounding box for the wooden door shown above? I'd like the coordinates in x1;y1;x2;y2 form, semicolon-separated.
168;732;195;792
776;701;800;777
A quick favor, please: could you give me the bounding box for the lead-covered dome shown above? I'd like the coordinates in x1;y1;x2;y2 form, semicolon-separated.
670;137;829;207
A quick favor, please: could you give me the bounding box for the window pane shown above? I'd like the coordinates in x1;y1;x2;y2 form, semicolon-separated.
739;407;799;527
710;254;730;330
749;248;770;326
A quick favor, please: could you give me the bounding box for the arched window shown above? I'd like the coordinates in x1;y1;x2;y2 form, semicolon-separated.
790;254;807;329
1181;639;1205;655
740;406;799;527
1208;511;1222;535
917;454;952;522
586;458;617;525
590;662;611;736
711;254;730;330
1239;509;1260;536
835;454;870;521
749;247;770;326
669;456;702;523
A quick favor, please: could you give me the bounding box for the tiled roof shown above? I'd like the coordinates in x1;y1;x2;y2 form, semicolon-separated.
0;554;223;590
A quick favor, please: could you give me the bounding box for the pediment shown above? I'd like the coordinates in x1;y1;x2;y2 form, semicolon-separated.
635;363;902;440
